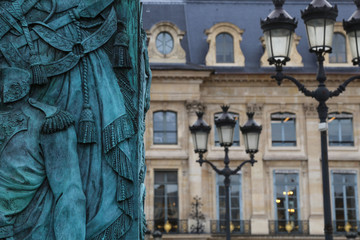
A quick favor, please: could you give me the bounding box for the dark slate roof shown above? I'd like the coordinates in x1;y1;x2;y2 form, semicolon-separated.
142;0;360;74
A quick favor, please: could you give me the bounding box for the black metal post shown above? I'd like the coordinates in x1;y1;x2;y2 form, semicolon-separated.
224;147;231;240
271;51;360;239
224;175;231;240
195;147;257;240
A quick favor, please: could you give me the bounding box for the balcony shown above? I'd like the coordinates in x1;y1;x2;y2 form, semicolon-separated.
210;220;251;234
269;220;309;235
147;219;189;234
333;220;360;234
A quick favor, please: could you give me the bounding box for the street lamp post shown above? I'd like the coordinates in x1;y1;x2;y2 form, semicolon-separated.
189;106;262;240
261;1;360;239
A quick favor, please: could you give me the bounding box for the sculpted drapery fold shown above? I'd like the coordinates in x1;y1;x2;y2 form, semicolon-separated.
0;0;150;239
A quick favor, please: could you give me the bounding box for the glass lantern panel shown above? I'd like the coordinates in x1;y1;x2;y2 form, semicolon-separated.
348;30;360;63
195;131;209;151
264;29;293;61
217;125;235;146
244;132;260;152
306;18;334;52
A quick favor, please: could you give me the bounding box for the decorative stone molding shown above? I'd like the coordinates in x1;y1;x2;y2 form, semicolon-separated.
303;103;317;118
324;22;352;67
260;33;303;67
205;22;245;67
146;22;186;63
185;100;206;113
246;103;263;117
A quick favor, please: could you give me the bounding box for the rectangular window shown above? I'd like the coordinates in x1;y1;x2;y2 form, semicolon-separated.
216;174;243;233
274;172;300;233
215;112;240;146
153;111;177;145
328;112;354;146
154;171;179;233
332;172;359;233
271;113;296;147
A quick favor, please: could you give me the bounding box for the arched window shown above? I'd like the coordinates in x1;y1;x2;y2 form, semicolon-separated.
329;33;347;63
156;32;174;55
216;33;234;63
214;112;240;146
328;112;354;146
271;112;296;147
153;111;177;144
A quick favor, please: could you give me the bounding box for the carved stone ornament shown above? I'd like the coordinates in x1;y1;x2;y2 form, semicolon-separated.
186;100;206;113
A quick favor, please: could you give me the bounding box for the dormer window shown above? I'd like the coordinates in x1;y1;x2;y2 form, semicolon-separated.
216;33;234;63
156;32;174;55
146;22;186;63
205;22;245;66
329;33;347;63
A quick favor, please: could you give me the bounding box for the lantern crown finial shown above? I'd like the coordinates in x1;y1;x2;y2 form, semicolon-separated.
273;0;285;8
221;105;230;113
247;112;255;120
355;0;360;9
196;111;204;119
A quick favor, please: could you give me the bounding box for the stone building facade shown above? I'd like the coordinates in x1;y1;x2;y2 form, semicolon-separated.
142;0;360;239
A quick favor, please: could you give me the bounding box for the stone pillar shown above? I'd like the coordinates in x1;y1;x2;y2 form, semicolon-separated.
247;104;269;235
304;103;324;235
185;101;207;231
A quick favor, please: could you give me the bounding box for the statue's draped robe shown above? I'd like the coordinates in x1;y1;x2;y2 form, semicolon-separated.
0;102;85;240
0;0;148;239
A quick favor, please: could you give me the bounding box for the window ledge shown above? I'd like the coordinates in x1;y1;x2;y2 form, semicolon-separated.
146;149;188;160
263;152;308;161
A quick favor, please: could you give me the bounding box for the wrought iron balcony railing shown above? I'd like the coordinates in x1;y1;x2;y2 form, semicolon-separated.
333;220;360;234
147;219;188;234
210;220;251;234
269;220;309;235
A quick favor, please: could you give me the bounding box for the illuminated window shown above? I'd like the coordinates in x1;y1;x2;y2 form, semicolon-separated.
153;111;177;144
328;112;354;146
329;33;347;63
274;172;300;233
154;171;179;233
214;112;240;146
216;33;234;63
332;172;358;233
271;113;296;147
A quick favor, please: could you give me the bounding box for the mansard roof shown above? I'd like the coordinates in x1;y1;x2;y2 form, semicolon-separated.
142;0;360;74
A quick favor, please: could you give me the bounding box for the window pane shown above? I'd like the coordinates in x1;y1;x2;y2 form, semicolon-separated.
216;33;234;63
217;174;241;221
332;173;358;230
271;113;296;146
153;111;177;144
274;172;300;226
328;112;354;146
154;112;164;131
329;33;347;63
154;171;179;231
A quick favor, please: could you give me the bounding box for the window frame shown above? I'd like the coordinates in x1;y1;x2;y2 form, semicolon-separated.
154;170;179;233
271;112;297;147
205;22;245;67
328;112;354;147
331;171;359;233
324;22;353;67
153;111;178;145
216;173;243;233
273;171;301;233
216;32;235;63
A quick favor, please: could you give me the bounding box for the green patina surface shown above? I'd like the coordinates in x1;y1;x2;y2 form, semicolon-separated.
0;0;150;239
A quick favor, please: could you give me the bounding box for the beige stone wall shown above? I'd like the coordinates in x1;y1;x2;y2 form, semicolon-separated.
144;69;360;238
